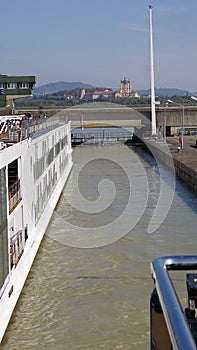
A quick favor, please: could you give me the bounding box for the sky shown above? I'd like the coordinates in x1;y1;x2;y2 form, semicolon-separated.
1;0;197;91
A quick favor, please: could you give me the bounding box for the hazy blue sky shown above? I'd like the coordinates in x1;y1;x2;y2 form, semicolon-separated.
1;1;197;91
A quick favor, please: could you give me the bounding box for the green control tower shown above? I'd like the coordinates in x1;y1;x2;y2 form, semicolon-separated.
0;75;36;110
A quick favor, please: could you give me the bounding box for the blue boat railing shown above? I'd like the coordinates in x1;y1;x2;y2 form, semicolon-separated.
150;256;197;349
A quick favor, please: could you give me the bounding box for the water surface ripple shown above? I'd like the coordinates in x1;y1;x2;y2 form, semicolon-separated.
1;144;197;349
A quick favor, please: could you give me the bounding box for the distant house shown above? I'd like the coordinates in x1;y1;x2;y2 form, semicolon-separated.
84;89;115;101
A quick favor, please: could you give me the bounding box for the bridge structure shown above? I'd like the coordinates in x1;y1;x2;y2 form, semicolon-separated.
15;102;197;137
60;102;146;128
154;105;197;136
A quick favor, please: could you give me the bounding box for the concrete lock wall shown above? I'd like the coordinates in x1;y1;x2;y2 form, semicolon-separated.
145;140;197;190
156;107;197;136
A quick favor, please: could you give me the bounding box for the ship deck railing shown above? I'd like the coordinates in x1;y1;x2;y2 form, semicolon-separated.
8;179;22;213
1;115;68;143
150;255;197;349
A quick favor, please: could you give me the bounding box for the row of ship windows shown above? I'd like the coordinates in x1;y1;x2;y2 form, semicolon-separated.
34;136;68;181
34;153;68;223
0;82;30;89
35;135;68;160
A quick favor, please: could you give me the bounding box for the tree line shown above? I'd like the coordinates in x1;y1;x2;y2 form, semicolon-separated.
14;89;197;109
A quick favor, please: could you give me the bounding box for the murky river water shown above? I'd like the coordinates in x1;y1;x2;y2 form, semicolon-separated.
1;144;197;349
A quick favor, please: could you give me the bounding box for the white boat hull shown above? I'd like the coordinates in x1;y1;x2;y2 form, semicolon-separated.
0;118;73;342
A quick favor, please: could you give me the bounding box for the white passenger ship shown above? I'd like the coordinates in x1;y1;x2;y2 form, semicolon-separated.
0;113;72;342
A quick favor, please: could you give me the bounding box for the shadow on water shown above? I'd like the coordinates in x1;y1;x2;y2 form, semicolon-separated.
126;144;197;216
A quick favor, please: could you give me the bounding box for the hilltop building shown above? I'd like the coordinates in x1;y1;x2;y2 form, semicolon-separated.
81;77;139;101
115;77;139;98
120;77;131;96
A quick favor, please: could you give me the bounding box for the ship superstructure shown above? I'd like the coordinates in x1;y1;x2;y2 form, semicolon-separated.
0;114;72;341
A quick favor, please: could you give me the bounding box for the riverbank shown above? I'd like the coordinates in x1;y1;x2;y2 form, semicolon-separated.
145;136;197;190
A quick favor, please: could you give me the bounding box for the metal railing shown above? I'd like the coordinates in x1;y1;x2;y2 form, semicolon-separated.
71;131;133;144
150;256;197;349
5;115;67;142
8;179;22;213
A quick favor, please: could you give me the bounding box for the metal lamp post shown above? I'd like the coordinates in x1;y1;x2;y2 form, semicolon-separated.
167;99;184;149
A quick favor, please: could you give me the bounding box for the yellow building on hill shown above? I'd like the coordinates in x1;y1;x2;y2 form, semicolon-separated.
115;77;139;98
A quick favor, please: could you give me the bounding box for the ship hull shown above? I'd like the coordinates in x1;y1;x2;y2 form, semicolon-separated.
0;118;72;342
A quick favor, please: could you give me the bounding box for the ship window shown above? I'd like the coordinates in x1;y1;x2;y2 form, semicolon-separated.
10;230;24;268
34;145;38;161
55;141;60;156
47;148;54;166
42;140;47;155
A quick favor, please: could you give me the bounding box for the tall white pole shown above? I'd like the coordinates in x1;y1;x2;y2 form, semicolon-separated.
164;107;166;141
149;5;156;135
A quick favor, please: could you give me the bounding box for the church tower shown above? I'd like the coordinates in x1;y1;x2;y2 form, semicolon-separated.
120;77;132;97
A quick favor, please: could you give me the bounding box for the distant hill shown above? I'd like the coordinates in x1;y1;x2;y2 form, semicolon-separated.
137;88;191;97
34;81;197;98
34;81;95;95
